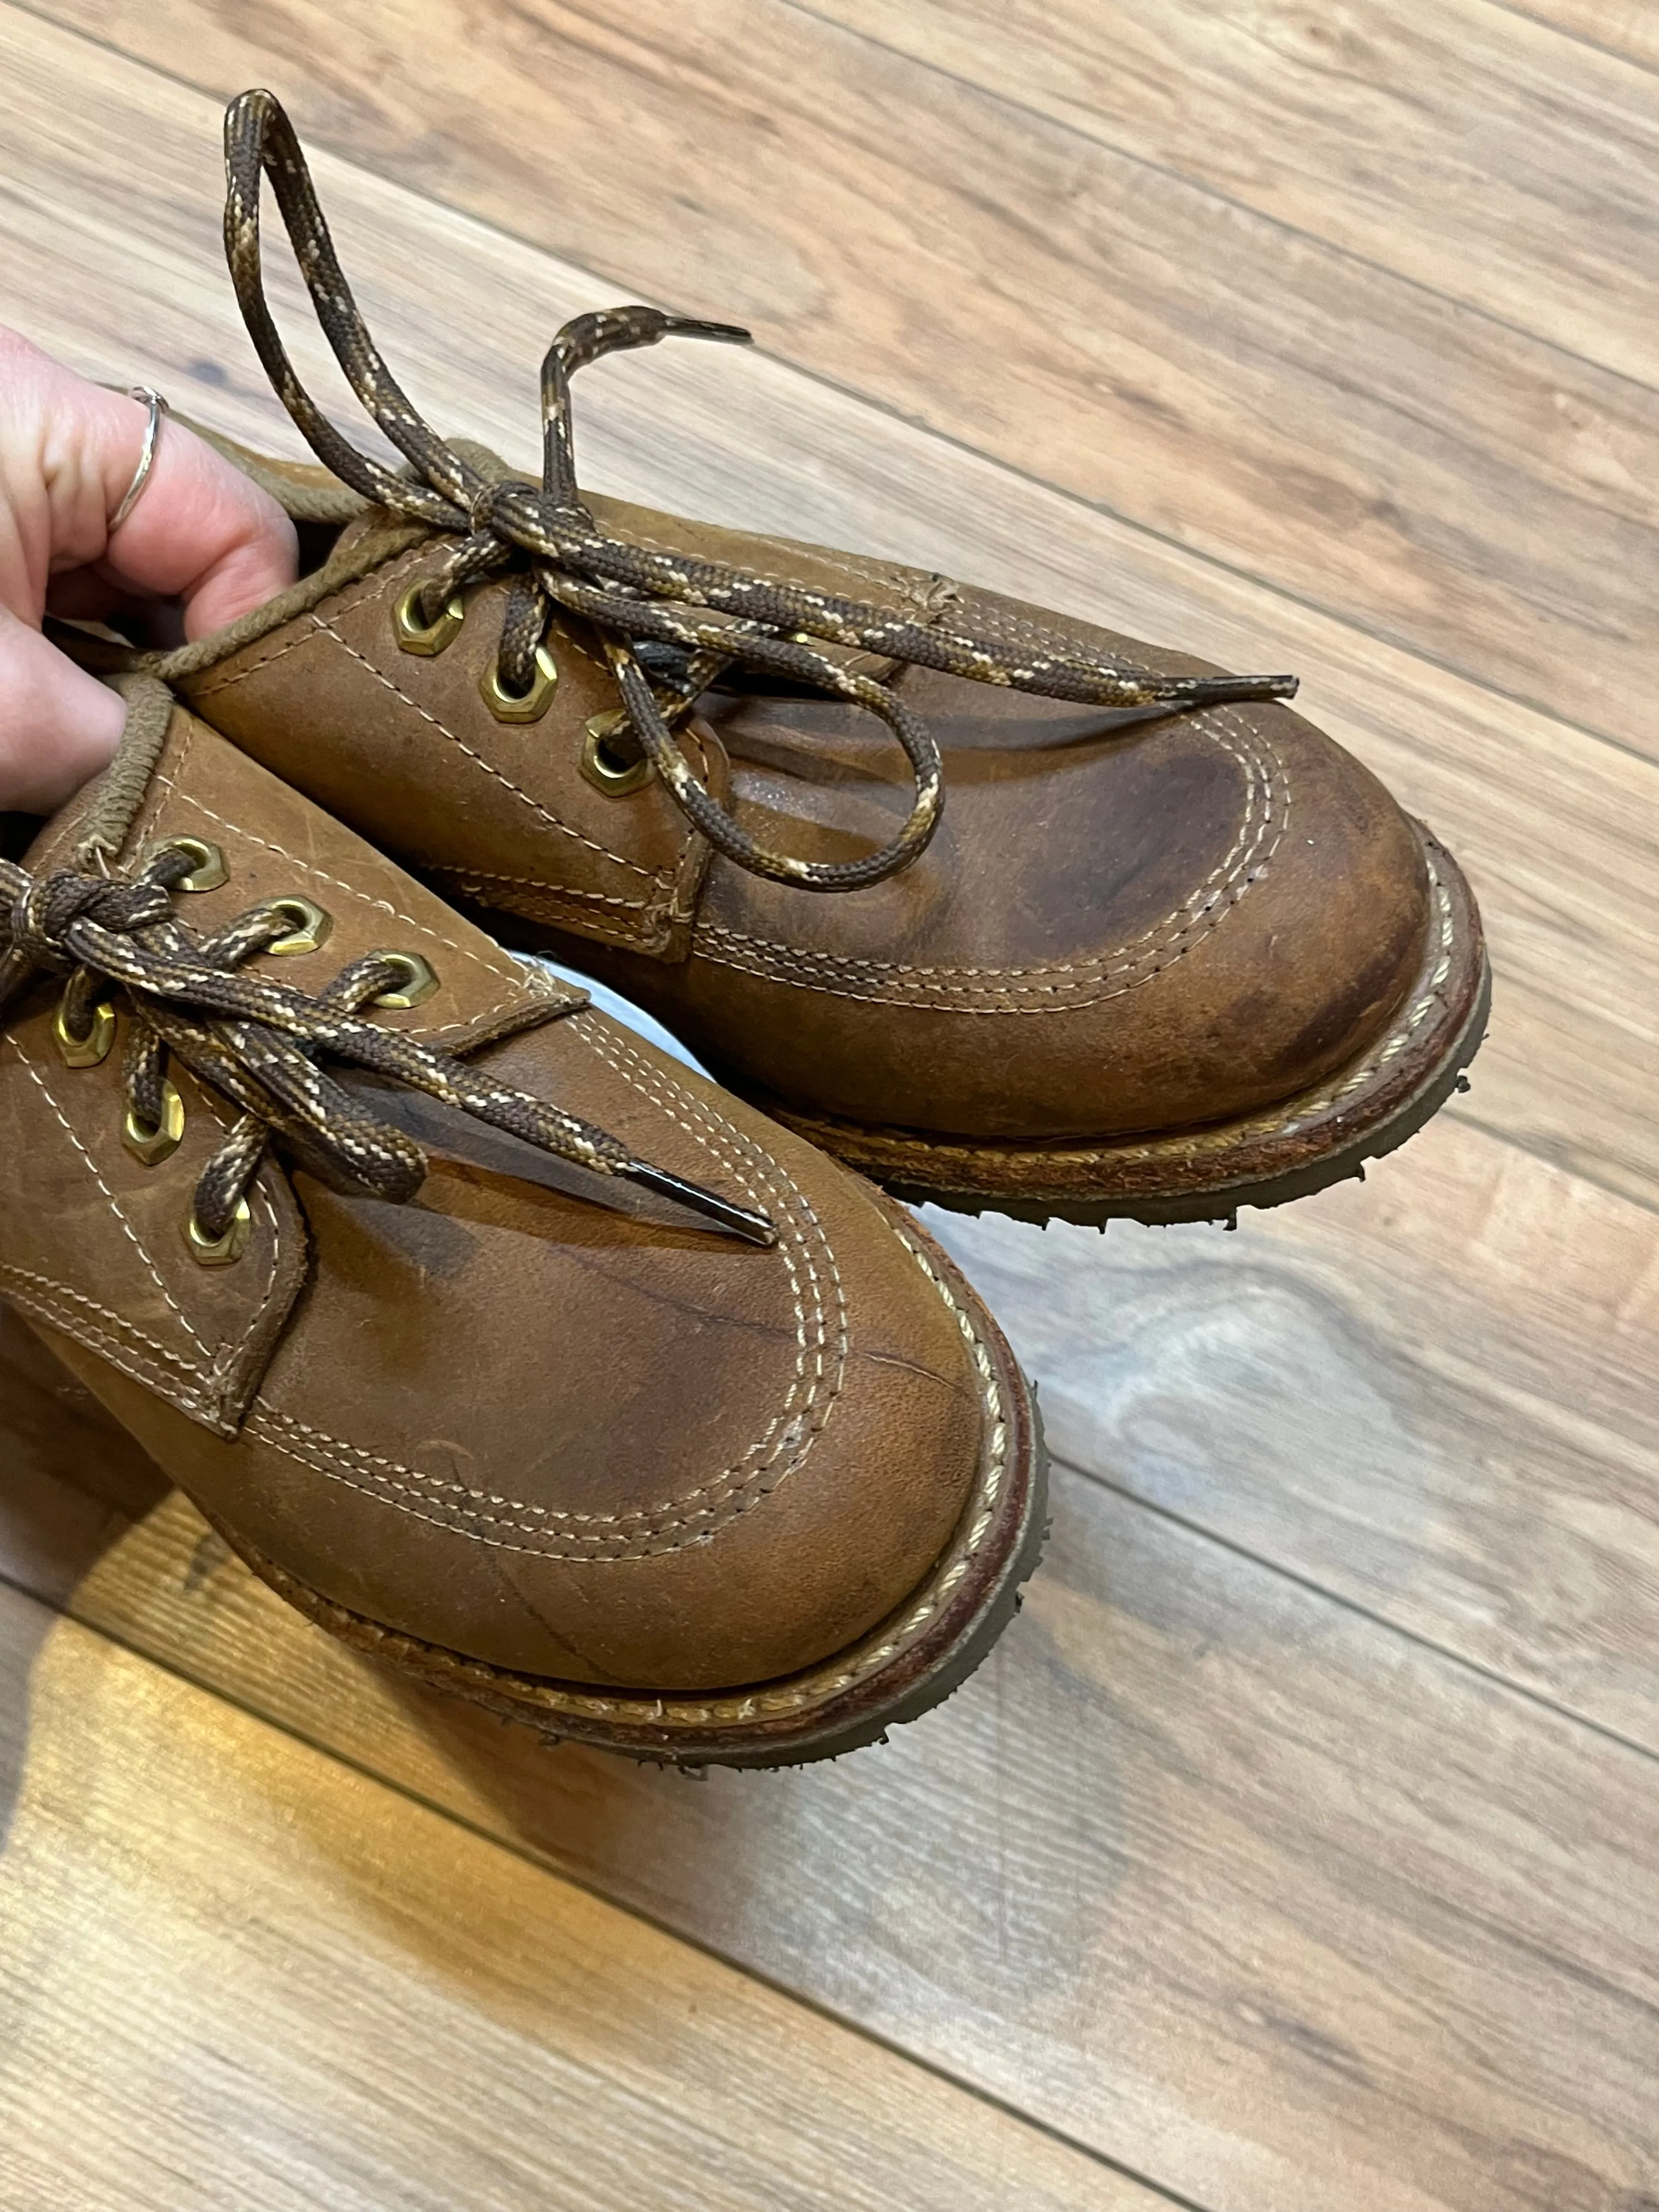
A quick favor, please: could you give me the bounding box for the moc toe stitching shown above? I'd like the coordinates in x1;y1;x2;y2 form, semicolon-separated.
695;703;1285;1007
222;1213;1019;1740
248;1020;850;1561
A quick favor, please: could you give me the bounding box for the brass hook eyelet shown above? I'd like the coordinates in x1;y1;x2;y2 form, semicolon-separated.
185;1197;252;1267
123;1079;185;1167
53;993;117;1068
259;896;334;957
582;712;656;797
365;950;440;1009
393;581;467;657
144;836;228;892
481;642;558;723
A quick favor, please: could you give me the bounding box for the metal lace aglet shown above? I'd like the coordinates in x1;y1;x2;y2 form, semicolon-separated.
617;1162;777;1248
332;1070;777;1243
664;316;753;348
1182;673;1300;704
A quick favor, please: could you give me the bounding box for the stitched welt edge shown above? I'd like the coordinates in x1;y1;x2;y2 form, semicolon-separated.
241;1013;848;1559
789;851;1464;1176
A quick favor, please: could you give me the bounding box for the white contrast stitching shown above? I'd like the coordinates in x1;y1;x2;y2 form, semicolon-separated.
697;708;1285;1012
140;773;553;1039
313;612;672;886
258;1221;1013;1730
1246;856;1457;1139
188;622;316;692
819;853;1465;1175
4;1035;213;1359
244;1011;848;1558
431;863;653;912
0;1261;199;1377
0;1272;210;1420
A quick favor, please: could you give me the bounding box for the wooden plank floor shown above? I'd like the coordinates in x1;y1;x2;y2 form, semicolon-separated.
2;5;1656;2205
30;0;1659;754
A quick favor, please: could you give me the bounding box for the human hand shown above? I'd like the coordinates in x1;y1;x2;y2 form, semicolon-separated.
0;327;297;813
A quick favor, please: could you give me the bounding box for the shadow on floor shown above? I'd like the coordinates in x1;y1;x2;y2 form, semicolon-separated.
1;1301;1104;2033
0;1308;171;1849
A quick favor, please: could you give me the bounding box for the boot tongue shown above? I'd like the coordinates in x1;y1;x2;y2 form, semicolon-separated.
324;441;524;562
447;437;530;489
330;504;407;562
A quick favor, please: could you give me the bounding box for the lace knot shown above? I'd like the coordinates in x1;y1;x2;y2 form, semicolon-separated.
0;845;775;1250
10;867;171;966
223;88;1300;896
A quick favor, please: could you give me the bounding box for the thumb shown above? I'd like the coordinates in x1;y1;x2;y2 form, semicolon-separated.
0;603;126;813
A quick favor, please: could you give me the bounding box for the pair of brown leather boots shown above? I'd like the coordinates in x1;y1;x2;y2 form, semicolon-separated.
0;95;1487;1767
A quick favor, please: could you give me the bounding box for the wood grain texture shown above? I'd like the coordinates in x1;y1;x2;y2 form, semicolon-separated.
931;1118;1659;1752
22;0;1659;752
5;1478;1654;2212
0;1584;1148;2212
0;4;1653;1219
1;15;1656;2210
1508;1;1659;70
814;0;1659;387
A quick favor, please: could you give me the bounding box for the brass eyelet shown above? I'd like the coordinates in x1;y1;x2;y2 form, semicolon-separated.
581;712;655;797
185;1197;252;1267
393;581;467;657
480;642;558;724
145;836;227;892
259;896;334;957
366;950;440;1009
123;1079;185;1167
53;994;117;1068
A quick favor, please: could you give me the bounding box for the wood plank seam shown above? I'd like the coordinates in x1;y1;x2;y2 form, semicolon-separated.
10;1463;1658;2200
1053;1454;1659;1773
5;0;1652;777
781;0;1659;396
1488;0;1659;74
15;1414;1659;1825
2;3;1655;1217
1450;1103;1659;1224
16;0;1659;756
0;1552;1216;2212
2;15;1656;2208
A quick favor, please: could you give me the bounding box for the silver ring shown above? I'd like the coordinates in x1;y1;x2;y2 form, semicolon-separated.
109;386;171;533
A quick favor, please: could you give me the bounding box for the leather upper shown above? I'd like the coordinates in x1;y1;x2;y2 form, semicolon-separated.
667;586;1430;1137
170;465;1434;1145
1;706;992;1691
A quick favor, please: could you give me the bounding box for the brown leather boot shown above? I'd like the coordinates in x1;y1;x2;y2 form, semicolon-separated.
0;679;1044;1767
155;95;1487;1226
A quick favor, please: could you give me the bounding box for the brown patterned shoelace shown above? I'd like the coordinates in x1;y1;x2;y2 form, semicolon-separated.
0;845;776;1250
223;89;1299;894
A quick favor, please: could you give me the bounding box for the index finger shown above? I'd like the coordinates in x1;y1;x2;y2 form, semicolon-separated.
98;387;300;637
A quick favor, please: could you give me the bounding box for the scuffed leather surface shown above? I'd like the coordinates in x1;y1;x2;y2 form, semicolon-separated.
9;712;991;1690
178;489;1433;1143
564;585;1431;1138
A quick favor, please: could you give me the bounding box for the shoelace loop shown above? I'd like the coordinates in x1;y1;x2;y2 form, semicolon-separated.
223;88;1299;895
0;845;774;1250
